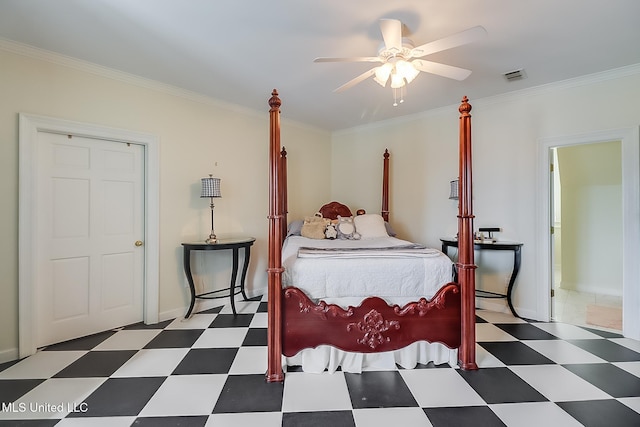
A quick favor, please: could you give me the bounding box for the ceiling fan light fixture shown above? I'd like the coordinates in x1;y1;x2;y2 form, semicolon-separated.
374;63;393;87
390;72;405;89
395;60;419;84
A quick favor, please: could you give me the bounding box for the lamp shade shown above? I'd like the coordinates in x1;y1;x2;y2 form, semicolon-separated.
449;179;459;200
201;175;221;198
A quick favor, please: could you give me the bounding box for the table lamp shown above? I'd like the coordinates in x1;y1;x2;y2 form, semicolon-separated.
200;175;221;243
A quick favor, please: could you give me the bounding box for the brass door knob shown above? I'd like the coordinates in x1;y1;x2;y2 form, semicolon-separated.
135;240;144;247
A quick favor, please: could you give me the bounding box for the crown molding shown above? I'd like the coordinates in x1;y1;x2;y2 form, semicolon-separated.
0;37;327;134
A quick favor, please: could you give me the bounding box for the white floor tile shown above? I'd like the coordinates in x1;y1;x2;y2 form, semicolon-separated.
618;397;640;414
192;328;248;348
249;312;268;328
206;411;283;427
491;401;584;427
522;340;606;364
531;322;604;340
400;369;485;407
509;365;611;401
93;330;161;350
56;416;137;426
166;314;217;329
139;374;227;416
228;346;268;375
0;350;86;379
111;348;189;377
476;323;518;342
353;407;432;427
0;378;105;420
282;371;352;412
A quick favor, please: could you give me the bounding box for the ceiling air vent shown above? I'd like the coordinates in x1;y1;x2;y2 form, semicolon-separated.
503;69;526;82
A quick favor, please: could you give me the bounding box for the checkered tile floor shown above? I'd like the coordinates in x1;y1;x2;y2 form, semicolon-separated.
1;295;640;426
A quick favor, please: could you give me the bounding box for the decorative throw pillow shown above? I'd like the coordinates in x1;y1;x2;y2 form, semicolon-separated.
354;214;388;238
301;213;329;240
287;220;304;237
336;215;361;240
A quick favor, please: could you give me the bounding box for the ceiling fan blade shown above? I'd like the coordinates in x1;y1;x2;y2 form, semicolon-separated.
380;18;402;53
334;68;377;93
410;25;487;58
314;56;381;63
412;60;472;81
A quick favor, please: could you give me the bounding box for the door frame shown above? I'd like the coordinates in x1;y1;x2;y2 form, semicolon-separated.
536;127;640;340
18;114;160;358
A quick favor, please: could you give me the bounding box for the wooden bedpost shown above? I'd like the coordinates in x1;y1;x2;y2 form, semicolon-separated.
382;149;390;222
266;89;284;382
458;96;478;370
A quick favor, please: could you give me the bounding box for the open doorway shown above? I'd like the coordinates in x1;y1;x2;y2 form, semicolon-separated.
551;141;622;331
537;127;640;341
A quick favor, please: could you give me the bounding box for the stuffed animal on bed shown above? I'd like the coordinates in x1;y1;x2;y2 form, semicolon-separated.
325;223;337;239
336;215;361;240
301;212;330;239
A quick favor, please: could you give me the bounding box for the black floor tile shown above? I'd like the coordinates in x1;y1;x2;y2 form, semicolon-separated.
41;330;116;351
68;377;166;417
0;420;59;426
143;329;204;349
0;379;45;404
0;359;20;373
132;415;209;426
567;339;640;362
557;399;640;427
171;348;237;375
242;328;267;346
53;350;137;378
478;341;555;365
494;323;560;340
213;374;284;413
124;319;173;330
457;367;548;404
344;371;418;409
258;301;269;313
282;410;355;427
196;306;224;315
424;406;506;427
580;327;623;339
209;313;254;328
562;363;640;398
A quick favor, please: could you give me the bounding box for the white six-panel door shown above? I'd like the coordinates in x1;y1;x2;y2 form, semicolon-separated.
35;132;145;347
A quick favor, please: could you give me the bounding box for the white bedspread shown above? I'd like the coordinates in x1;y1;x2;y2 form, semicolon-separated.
282;236;453;301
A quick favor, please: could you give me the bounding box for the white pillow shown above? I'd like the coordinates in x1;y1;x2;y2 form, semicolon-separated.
354;214;388;238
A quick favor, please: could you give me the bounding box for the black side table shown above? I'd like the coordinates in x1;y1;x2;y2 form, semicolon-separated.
182;237;255;317
440;238;523;317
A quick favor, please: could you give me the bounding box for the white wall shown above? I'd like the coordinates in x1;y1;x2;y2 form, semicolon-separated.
331;67;640;320
0;46;331;361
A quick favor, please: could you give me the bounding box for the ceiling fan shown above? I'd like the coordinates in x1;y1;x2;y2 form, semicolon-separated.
314;19;486;103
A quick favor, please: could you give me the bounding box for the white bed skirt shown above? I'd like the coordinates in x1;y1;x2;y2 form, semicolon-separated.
284;342;459;374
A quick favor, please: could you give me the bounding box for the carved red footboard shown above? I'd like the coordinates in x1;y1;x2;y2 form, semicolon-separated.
266;90;477;382
281;284;461;356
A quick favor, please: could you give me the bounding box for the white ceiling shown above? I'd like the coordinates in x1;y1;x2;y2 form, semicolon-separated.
1;0;639;131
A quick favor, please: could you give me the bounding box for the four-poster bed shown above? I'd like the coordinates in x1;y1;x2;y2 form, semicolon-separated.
266;90;477;382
